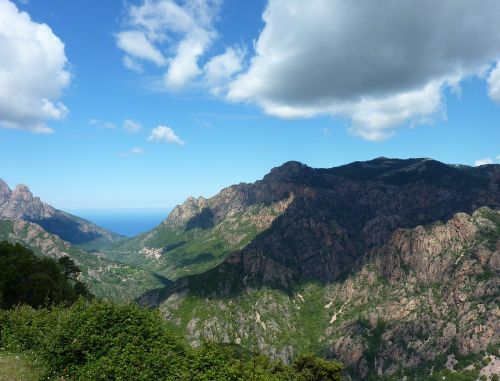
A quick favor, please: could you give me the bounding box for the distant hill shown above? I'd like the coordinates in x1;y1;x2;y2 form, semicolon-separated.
0;179;124;249
0;179;167;301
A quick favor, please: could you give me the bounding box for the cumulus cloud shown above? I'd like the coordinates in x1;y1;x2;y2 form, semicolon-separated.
497;155;500;162
116;0;222;89
148;125;185;145
227;0;500;141
123;119;141;133
0;0;70;133
204;46;245;95
474;158;494;166
488;63;500;104
89;119;116;129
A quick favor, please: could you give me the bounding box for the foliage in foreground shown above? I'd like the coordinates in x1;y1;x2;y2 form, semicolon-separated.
0;300;343;381
0;241;92;309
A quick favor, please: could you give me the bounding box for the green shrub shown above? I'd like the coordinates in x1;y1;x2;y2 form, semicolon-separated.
0;299;343;380
292;353;343;381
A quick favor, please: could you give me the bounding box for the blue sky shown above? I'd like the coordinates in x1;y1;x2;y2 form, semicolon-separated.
0;0;499;210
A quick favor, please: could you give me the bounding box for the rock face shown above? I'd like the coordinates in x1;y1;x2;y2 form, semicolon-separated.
0;179;123;247
141;158;499;297
147;208;499;379
133;158;499;379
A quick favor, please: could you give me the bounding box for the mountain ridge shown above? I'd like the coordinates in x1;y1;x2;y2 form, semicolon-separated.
0;179;124;248
127;157;499;296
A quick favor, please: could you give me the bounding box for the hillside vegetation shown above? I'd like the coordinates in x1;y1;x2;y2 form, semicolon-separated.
142;208;500;380
0;221;168;302
0;301;343;381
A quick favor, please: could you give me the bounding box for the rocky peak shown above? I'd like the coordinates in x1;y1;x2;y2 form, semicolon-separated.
12;184;34;201
263;161;324;186
0;179;11;204
13;183;31;193
166;196;209;228
0;181;54;221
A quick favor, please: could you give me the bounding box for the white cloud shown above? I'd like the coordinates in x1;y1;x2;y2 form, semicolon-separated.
116;30;166;66
123;119;141;133
148;125;185;145
204;46;245;95
131;147;145;155
496;155;500;162
0;0;70;133
89;119;116;129
118;147;145;158
227;0;500;141
123;56;144;73
116;0;222;89
474;158;494;166
488;62;500;104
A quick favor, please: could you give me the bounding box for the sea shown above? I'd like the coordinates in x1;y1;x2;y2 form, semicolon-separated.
69;208;172;237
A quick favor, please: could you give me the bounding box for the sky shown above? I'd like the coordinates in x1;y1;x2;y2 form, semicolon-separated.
0;0;499;210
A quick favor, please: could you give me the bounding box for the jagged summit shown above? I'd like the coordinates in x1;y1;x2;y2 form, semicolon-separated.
0;179;11;203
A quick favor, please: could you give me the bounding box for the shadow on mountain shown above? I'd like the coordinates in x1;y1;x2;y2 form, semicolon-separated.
163;241;187;252
178;252;216;267
137;158;500;308
186;207;215;230
33;215;103;245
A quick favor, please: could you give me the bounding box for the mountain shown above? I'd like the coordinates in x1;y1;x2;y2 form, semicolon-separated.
123;157;499;379
106;158;499;283
140;207;499;380
104;176;294;280
0;179;124;249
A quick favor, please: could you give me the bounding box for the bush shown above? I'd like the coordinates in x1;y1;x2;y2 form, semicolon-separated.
293;353;343;381
0;300;343;380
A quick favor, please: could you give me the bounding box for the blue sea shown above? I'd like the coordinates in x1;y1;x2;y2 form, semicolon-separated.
70;208;172;237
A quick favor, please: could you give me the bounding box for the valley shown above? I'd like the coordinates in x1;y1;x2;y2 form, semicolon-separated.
1;157;499;380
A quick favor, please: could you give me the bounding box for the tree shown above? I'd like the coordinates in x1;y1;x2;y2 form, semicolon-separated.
57;256;81;281
293;353;343;381
0;241;92;309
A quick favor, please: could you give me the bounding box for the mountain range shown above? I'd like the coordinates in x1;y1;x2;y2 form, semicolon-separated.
1;157;498;380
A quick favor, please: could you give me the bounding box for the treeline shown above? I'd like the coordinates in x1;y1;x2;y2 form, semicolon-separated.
0;241;343;380
0;241;92;308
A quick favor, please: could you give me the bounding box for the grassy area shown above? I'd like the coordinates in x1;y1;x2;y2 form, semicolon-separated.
0;352;45;381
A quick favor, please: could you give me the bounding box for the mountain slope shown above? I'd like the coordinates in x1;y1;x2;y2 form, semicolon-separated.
104;183;294;280
127;158;499;379
0;219;168;301
126;158;499;290
0;179;124;249
140;208;499;379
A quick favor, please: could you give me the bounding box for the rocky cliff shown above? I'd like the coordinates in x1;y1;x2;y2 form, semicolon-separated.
141;208;498;380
